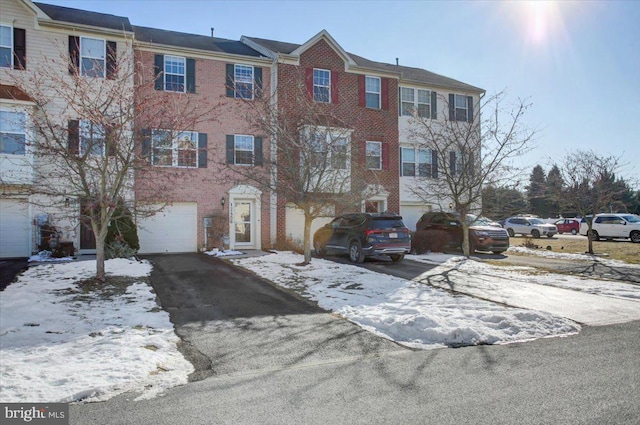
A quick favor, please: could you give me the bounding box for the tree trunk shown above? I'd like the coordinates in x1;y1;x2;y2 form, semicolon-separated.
93;220;108;283
303;211;313;265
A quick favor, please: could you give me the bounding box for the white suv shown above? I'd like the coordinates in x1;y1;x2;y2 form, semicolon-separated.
579;213;640;243
503;217;558;238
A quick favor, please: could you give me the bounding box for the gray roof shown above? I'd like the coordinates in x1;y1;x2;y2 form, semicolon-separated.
134;26;266;57
35;2;133;33
244;36;483;93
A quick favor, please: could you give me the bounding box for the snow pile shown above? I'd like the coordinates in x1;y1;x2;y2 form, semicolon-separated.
0;259;193;403
232;252;581;349
204;249;244;257
28;250;74;263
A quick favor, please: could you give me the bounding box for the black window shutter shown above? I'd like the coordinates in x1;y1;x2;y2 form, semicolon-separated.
467;96;474;123
106;41;117;80
450;151;457;174
186;58;196;93
226;135;235;164
254;67;263;99
226;64;235;97
431;91;437;119
198;133;207;168
254;136;263;166
141;129;151;160
431;149;438;178
448;94;455;121
106;125;116;156
68;120;79;154
13;28;26;70
154;55;164;90
69;36;79;75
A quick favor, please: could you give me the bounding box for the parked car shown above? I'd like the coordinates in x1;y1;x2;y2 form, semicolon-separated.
579;213;640;243
415;212;510;254
503;216;557;238
555;218;581;235
313;213;412;263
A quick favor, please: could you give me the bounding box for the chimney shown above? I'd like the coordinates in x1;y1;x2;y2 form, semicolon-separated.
396;58;399;66
211;27;215;37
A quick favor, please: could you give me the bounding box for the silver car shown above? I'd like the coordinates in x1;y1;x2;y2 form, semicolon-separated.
503;217;558;238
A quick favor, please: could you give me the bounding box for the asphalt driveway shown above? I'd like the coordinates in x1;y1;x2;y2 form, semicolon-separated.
143;253;406;381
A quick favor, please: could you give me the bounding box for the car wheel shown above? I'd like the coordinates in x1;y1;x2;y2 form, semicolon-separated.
314;239;326;257
532;229;540;238
571;229;578;235
468;240;476;254
558;231;563;235
389;254;404;262
588;230;599;241
547;234;554;238
630;230;640;243
507;228;515;237
348;240;365;263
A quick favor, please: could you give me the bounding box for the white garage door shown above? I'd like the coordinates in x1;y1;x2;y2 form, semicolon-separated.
0;199;31;258
285;204;333;251
400;205;431;231
138;203;197;254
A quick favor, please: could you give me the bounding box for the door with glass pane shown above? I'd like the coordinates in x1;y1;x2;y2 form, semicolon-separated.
233;201;253;247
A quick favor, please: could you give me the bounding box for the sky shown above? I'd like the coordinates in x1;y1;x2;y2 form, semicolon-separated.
3;248;639;402
38;0;640;186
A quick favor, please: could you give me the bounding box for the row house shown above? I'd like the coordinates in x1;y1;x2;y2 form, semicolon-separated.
0;0;483;258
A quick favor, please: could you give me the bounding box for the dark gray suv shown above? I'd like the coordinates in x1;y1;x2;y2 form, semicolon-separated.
313;213;412;263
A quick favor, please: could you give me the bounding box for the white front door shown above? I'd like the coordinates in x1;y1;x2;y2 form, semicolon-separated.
233;201;254;247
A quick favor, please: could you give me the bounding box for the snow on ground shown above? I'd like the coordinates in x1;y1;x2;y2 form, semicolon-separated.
508;246;640;268
232;252;582;350
0;259;193;403
204;249;244;257
414;258;640;326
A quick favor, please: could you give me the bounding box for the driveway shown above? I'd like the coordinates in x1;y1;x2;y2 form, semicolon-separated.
0;258;28;291
143;253;405;381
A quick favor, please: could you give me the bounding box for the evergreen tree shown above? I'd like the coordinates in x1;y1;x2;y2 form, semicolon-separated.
546;165;564;216
527;165;547;216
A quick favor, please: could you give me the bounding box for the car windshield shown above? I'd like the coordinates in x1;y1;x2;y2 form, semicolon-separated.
622;215;640;223
371;218;405;229
529;218;544;224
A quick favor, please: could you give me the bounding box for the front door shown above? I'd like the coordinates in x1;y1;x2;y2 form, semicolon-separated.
233;201;254;247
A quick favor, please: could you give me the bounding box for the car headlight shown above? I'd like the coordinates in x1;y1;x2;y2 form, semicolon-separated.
474;231;489;236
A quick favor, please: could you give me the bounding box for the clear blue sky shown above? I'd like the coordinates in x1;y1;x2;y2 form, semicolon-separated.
42;0;640;187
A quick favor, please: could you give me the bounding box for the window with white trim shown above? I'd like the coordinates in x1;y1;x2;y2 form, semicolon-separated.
400;147;432;177
0;25;12;68
400;87;431;118
313;68;330;103
151;129;197;167
454;94;468;121
0;110;26;155
234;135;254;165
80;37;106;78
234;65;254;99
164;55;186;92
309;130;350;170
366;141;382;170
79;120;105;156
365;76;381;109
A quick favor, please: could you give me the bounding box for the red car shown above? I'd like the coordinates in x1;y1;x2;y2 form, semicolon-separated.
555;218;580;235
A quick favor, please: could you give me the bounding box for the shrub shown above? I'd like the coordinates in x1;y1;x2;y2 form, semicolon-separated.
105;240;137;259
105;201;139;258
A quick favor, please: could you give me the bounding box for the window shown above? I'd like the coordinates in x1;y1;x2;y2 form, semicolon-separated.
454;94;469;121
0;110;26;155
234;135;254;165
313;68;330;103
365;76;381;109
401;147;433;177
0;25;12;68
80;37;106;78
400;87;432;118
366;141;382;170
449;151;463;175
151;130;198;167
309;130;349;170
234;65;254;99
79;120;105;156
164;55;186;92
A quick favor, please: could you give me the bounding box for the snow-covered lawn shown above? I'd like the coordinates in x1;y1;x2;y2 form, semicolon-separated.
0;259;192;403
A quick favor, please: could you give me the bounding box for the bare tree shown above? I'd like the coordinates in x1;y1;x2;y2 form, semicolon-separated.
407;91;537;256
4;39;217;281
225;74;374;264
552;150;624;254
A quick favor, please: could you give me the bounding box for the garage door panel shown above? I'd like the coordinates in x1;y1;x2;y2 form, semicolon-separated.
400;205;430;232
0;199;31;258
138;203;197;254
